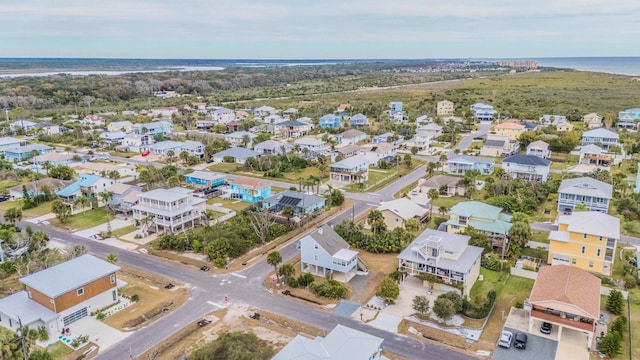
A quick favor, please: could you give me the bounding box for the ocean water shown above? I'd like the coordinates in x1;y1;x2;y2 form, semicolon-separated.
534;57;640;76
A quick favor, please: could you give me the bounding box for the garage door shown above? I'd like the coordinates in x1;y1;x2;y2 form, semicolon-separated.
551;255;570;266
63;307;88;326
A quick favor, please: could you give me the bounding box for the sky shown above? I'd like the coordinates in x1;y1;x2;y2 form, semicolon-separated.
2;0;640;59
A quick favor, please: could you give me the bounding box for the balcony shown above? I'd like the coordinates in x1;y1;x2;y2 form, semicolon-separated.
530;309;594;332
330;168;367;176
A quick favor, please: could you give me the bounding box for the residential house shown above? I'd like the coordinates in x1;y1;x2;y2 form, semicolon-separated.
253;105;277;117
556;122;574;132
579;144;612;166
437;100;455;116
526;140;551;159
0;255;121;335
557;177;612;214
416;115;434;125
234;110;250;121
9;119;37;132
480;134;519;157
225;131;257;147
80;115;105;126
262;190;326;216
446;155;495;175
264;114;284;125
371;132;404;145
212;147;260;164
495;121;526;141
330;155;369;183
150;140;204;158
106;121;133;133
298;225;360;283
413;126;434;150
227;177;271;203
195;119;215;129
419;175;466;197
149;106;179;117
274;324;382;360
583;113;603;129
254;140;291;155
447;201;512;252
121;134;152;153
359;143;396;166
581;128;619;150
75;162;137;179
100;131;126;146
33;152;75;167
296;117;314;127
191;102;208;113
319;114;341;129
373;198;430;231
184;170;226;192
397;229;482;296
106;183;142;214
9;178;72;200
389;101;403;113
225;120;241;133
274;120;311;138
617;108;640;129
443;116;463;125
38;122;63;136
539;115;567;126
349;113;369;127
209;107;236;123
336;129;367;145
133;187;206;234
548;211;619;275
294;137;330;155
502;155;551;182
419;123;443;139
0;137;27;152
527;265;601;347
4;144;53;161
56;174;118;201
282;108;298;119
335;144;360;158
470;103;496;121
134;121;173;136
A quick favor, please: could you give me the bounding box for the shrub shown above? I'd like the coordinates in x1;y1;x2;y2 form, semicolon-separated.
515;301;524;309
598;332;622;357
96;312;106;320
131;294;140;302
610;316;627;335
432;297;456;321
376;277;400;304
624;275;637;289
287;277;299;288
297;273;315;288
438;292;464;313
310;280;348;299
606;290;625;315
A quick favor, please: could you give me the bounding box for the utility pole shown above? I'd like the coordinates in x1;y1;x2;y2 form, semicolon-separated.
17;317;28;360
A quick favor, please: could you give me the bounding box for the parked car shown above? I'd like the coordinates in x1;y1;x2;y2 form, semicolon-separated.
197;319;212;327
540;322;552;334
498;331;513;348
514;332;527;349
164;283;175;289
200;265;210;272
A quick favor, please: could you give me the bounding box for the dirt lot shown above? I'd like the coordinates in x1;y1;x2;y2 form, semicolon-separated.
103;265;189;331
350;251;399;303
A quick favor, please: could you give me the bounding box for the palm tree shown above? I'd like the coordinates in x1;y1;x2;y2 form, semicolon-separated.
98;191;112;206
267;251;282;282
282;204;295;223
438;154;448;172
241;134;251;148
74;195;90;212
426;162;437;177
106;253;118;264
279;264;295;285
166;150;175;165
179;150;189;164
427;188;439;202
438;206;448;215
367;210;386;234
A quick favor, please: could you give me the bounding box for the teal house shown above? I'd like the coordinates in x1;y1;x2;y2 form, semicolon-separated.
228;177;271;203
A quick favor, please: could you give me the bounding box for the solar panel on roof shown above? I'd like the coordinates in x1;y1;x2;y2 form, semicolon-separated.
280;196;301;206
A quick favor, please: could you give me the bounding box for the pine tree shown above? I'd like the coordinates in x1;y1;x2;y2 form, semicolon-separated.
606;289;625;315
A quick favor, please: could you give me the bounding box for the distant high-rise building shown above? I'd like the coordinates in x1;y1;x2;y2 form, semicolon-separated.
496;60;538;69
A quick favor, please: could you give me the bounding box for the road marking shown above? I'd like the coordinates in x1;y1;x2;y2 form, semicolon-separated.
207;301;223;308
230;272;247;279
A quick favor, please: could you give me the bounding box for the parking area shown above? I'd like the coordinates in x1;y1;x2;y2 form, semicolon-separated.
492;327;558;360
555;327;590;360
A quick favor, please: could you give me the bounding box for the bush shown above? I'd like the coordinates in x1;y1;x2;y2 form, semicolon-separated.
624;275;637;289
432;297;456;321
376;277;400;303
96;312;106;320
606;289;625;315
131;294;140;302
287;277;299;288
310;280;348;299
598;332;622;357
610;316;627;335
438;292;464;313
297;273;315;288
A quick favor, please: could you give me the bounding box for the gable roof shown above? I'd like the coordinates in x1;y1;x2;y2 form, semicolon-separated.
527;140;549;150
340;129;366;139
421;175;462;188
377;198;428;220
305;225;351;256
580;144;603;154
294;137;326;146
582;128;619;139
529;265;601;320
336;144;361;155
20;254;120;298
226;131;257;140
263;190;325;209
449;201;510;223
484;139;505;147
273;324;383;360
106;183;141;195
330;155;369;169
558;177;612;199
277;120;306;127
213;147;259;160
448;155;495;165
255;140;291;151
10;178;73;194
496;122;525;130
503;155;551;166
557;211;620;239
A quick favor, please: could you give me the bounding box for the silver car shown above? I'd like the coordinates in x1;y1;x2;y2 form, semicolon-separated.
498;330;514;348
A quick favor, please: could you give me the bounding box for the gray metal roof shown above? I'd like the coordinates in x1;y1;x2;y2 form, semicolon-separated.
263;190;325;209
0;137;25;146
340;129;366;139
0;291;58;325
20;255;120;298
397;229;483;274
330;155;369;170
213;147;260;160
255;140;291;151
582;128;619;139
273;324;383;360
558;177;613;199
307;225;351;256
278;120;306;127
139;188;191;202
448;155;495;165
377;198;428;220
484;139;505;147
503;155;551;166
187;170;225;182
559;211;620;239
527;140;549;150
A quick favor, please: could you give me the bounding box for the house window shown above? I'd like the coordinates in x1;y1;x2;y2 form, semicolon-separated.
113;290;117;301
27;291;32;299
314;255;318;262
581;246;586;254
571;258;576;264
77;288;84;296
599;236;603;241
589;262;594;268
110;274;116;284
314;245;318;249
583;233;588;239
597;249;601;257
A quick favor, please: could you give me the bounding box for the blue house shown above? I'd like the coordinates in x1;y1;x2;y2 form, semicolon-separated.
447;155;495;175
298;225;359;283
228;177;271;203
319;114;341;129
134;121;173;136
56;174;117;201
389;102;403;113
330;155;369;183
349;113;369;127
372;132;404;145
262;190;326;216
4;144;53;161
184;170;226;191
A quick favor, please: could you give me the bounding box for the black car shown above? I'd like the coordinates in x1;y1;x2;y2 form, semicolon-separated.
281;290;291;296
514;332;528;349
197;319;212;327
164;283;175;289
200;265;210;271
540;322;552;334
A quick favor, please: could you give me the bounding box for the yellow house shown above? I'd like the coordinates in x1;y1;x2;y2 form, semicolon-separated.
495;121;526;141
548;211;619;275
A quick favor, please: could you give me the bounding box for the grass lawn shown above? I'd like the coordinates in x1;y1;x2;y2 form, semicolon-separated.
472;268;535;343
51;207;112;231
530;230;550;244
431;196;465;210
208;163;328;184
208;162;240;173
0;200;53;217
533;194;558;223
109;151;138;158
621;290;640;360
111;224;137;238
47;341;74;359
207;197;251;212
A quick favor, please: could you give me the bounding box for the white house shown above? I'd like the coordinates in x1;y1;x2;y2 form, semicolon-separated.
557;177;612;214
294;137;330;155
330;155;369;183
9;120;37;132
526;140;551;159
581;128;619;150
121;134;152;153
225;131;258;147
359;143;396;165
298;225;359;283
583;113;603;129
502;155;551;182
211;108;236;124
133;187;206;235
149;106;179;117
336;129;367;145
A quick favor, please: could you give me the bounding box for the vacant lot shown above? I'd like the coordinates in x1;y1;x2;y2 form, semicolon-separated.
104;265;189;331
51;207;112;231
0;199;54;217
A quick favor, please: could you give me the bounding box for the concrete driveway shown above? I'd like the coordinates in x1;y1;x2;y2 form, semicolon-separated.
55;316;129;351
554;328;589;360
